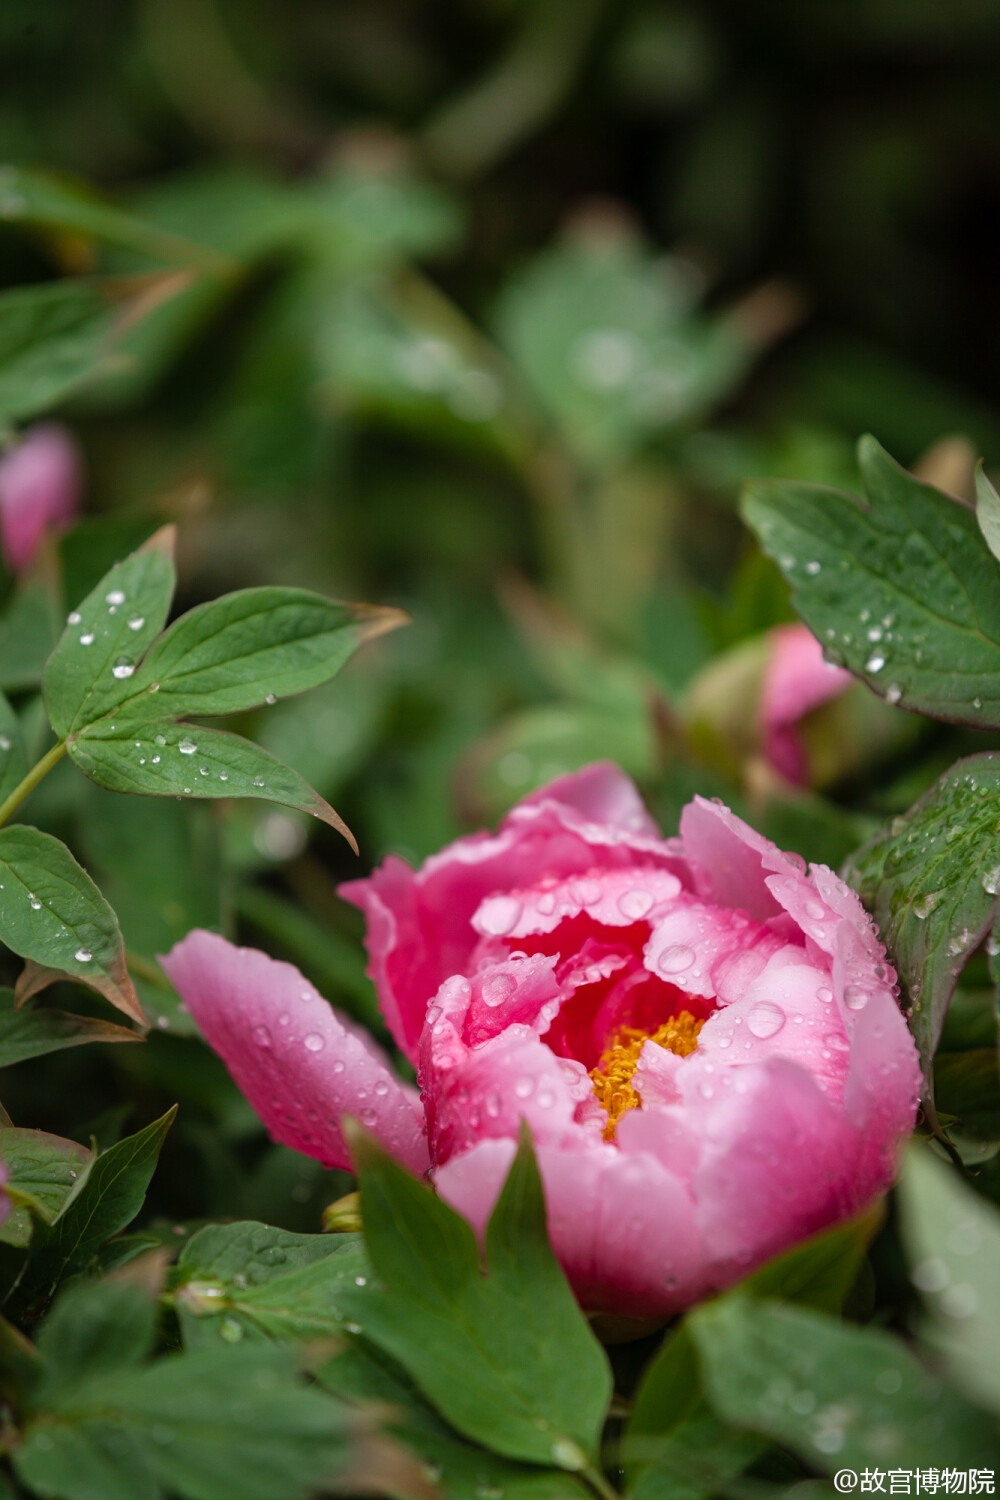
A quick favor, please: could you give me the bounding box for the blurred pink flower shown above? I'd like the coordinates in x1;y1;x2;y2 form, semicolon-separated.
761;623;852;784
0;424;82;576
162;764;920;1318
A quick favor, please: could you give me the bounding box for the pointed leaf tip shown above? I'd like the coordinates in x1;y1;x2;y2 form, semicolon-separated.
975;461;1000;566
138;523;177;563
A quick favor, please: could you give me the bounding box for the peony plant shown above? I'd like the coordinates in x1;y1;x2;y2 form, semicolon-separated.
164;761;922;1317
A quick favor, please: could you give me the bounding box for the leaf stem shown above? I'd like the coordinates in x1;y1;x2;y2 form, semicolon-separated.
581;1465;621;1500
0;739;68;829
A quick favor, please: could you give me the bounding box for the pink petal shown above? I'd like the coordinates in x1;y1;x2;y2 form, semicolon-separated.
843;989;922;1198
675;1056;865;1283
339;854;430;1062
419;969;597;1163
472;866;683;943
160;931;428;1175
517;761;662;836
679;795;803;925
0;424;82;575
643;895;787;1001
435;1135;706;1317
340;770;689;1063
694;951;850;1100
761;624;851;785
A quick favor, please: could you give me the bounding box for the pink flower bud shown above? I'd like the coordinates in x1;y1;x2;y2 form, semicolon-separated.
0;423;82;576
761;623;853;785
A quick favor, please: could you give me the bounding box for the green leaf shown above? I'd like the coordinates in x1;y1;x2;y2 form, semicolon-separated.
496;235;748;464
0;988;142;1067
42;526;176;738
112;586;406;722
34;1280;156;1401
898;1146;1000;1416
318;1317;595;1500
77;785;223;1035
843;751;1000;1069
68;720;356;848
175;1222;370;1349
0;691;28;804
623;1212;875;1495
16;1332;353;1500
0;824;142;1024
0;1126;93;1248
307;161;463;273
339;1127;612;1470
624;1323;764;1500
743;435;1000;725
975;463;1000;565
10;1107;176;1314
0;580;62;692
934;1048;1000;1137
0;277;185;426
690;1295;999;1470
0;166;234;274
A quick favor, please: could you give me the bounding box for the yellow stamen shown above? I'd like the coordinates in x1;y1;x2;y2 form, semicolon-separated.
589;1012;703;1139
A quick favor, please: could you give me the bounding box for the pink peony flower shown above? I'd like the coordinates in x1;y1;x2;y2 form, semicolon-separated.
162;764;921;1318
761;623;852;785
0;423;82;576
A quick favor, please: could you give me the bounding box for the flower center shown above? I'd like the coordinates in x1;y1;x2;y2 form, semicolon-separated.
589;1011;703;1139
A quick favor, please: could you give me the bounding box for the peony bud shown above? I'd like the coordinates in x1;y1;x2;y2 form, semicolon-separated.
0;423;82;576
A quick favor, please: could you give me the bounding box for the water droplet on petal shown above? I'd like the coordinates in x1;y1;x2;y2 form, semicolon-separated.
252;1024;272;1047
478;895;522;936
746;1000;785;1039
844;984;869;1011
303;1032;325;1052
618;889;653;920
481;971;517;1007
657;944;695;976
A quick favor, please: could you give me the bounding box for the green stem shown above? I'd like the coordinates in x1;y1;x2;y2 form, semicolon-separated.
581;1465;621;1500
0;739;67;829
